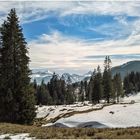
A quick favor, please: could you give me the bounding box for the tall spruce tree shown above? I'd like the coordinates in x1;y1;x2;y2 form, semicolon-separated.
113;73;124;102
103;56;112;103
38;80;52;105
0;28;2;119
66;84;75;104
88;70;96;101
92;66;103;103
0;9;36;124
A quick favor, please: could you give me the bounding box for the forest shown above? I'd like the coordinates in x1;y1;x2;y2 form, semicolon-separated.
33;57;140;106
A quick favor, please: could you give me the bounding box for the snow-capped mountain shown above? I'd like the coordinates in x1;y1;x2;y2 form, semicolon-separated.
31;61;140;85
31;69;54;84
61;73;84;84
83;71;93;77
31;69;93;85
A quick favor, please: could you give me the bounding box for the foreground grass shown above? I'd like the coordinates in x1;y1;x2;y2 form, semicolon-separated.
0;123;140;139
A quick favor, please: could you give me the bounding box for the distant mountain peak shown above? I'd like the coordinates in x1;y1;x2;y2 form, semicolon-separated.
31;60;140;84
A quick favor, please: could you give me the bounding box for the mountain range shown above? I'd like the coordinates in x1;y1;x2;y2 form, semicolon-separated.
31;61;140;84
31;69;93;84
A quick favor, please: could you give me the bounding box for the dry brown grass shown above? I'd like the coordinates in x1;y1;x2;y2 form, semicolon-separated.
0;123;140;139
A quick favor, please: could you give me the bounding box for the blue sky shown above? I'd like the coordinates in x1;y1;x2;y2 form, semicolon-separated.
0;1;140;74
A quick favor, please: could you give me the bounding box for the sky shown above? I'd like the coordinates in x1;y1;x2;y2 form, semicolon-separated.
0;1;140;74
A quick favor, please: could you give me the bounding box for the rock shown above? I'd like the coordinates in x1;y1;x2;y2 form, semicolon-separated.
109;111;114;114
130;100;135;104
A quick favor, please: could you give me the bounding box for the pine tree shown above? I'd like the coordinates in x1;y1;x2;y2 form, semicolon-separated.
66;84;75;104
103;56;112;103
88;70;96;101
60;79;67;104
79;81;85;102
123;72;140;95
0;9;36;124
39;80;52;105
84;81;88;100
92;66;103;103
88;76;94;102
113;73;124;103
0;28;3;120
33;79;38;103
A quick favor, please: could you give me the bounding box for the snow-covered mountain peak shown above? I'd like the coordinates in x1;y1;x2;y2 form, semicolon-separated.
31;69;93;85
84;71;93;77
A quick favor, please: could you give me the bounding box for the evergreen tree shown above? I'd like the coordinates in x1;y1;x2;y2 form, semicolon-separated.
48;73;68;105
103;56;112;103
0;28;3;119
66;84;75;104
84;81;88;100
0;9;36;124
92;66;103;103
33;79;38;103
136;72;140;91
123;75;130;94
88;76;94;102
123;72;140;95
113;73;124;102
79;81;85;102
88;70;96;101
39;80;52;105
60;79;67;104
48;73;58;104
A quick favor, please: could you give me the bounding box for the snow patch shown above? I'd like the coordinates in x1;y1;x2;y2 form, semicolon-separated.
55;102;140;128
37;93;140;128
0;133;33;139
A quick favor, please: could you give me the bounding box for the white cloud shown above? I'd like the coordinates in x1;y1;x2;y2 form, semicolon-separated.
1;1;140;73
28;28;140;73
0;1;140;24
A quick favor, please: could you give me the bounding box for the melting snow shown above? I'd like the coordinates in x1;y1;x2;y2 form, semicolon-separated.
38;93;140;128
0;133;32;139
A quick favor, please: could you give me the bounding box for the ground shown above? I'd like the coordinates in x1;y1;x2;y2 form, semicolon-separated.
0;123;140;139
36;93;140;128
0;93;140;139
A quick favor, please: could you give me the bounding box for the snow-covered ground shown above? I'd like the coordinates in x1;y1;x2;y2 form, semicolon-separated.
36;101;103;119
55;103;140;128
38;93;140;128
0;133;33;139
121;93;140;103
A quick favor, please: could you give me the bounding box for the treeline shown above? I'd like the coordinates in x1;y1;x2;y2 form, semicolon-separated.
87;56;123;104
124;72;140;94
34;56;140;106
33;56;125;105
33;73;75;105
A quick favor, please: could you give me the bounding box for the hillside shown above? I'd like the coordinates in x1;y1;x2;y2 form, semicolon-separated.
112;61;140;79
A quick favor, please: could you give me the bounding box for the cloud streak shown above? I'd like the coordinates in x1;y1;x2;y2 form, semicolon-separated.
1;1;140;74
28;29;140;73
0;1;140;24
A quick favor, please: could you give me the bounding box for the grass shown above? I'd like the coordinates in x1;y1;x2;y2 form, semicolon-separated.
0;123;140;139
